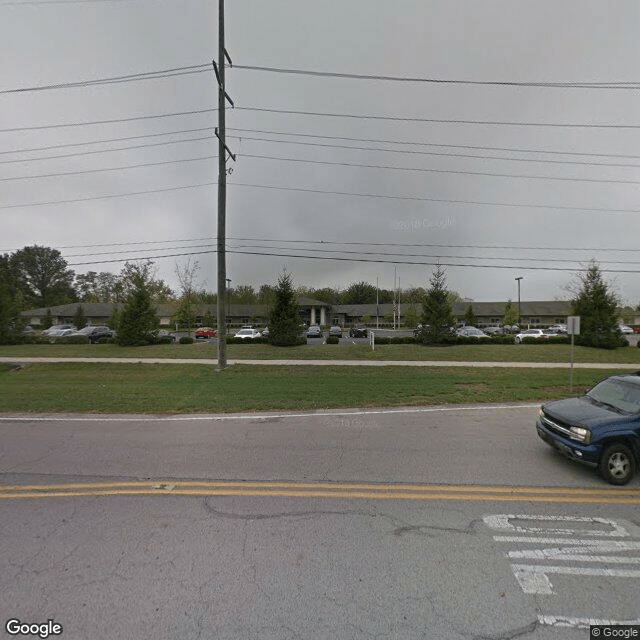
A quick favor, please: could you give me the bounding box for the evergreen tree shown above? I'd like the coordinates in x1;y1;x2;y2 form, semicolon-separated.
42;309;54;330
502;300;519;327
420;265;455;343
571;261;623;349
464;304;477;327
73;305;87;330
115;264;159;346
268;270;301;346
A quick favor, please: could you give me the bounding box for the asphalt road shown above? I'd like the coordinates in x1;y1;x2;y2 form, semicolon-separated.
1;407;639;639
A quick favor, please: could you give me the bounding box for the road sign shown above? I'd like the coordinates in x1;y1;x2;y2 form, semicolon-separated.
567;316;580;335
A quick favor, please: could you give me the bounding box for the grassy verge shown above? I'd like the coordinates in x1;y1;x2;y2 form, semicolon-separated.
0;342;639;363
0;362;625;414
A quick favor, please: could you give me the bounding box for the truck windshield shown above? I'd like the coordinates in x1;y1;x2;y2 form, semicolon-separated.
586;378;640;415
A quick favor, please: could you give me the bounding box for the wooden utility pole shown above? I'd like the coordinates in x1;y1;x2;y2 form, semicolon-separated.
214;0;234;370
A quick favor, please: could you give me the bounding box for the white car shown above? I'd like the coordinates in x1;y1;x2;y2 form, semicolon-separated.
456;326;490;338
41;325;73;336
234;328;261;339
514;328;555;344
619;325;634;335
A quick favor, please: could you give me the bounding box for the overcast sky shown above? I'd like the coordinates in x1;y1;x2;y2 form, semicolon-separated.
2;0;640;305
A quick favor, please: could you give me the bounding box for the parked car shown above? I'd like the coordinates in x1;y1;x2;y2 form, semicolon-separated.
456;326;490;338
195;327;216;339
619;325;634;335
548;324;568;334
328;326;343;338
73;325;114;343
349;325;368;338
514;328;554;344
50;328;76;338
42;324;73;336
234;328;261;339
156;330;177;343
306;325;323;338
483;326;504;335
261;327;269;337
536;372;640;485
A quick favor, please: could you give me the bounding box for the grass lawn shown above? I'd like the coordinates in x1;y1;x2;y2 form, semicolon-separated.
1;341;639;363
0;362;626;414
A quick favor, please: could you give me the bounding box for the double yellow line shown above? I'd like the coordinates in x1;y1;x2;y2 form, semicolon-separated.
1;480;639;504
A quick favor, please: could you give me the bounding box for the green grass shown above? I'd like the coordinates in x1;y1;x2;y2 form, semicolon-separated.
1;341;639;363
0;362;625;414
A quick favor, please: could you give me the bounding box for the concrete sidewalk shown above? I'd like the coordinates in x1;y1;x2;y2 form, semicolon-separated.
1;356;638;369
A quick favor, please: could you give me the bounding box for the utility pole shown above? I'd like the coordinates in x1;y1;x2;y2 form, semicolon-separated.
515;276;523;325
213;0;235;370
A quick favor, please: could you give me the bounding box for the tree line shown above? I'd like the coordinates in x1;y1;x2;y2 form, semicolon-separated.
0;245;628;349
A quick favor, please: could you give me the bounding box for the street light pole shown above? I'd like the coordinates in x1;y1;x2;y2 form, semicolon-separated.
515;277;523;325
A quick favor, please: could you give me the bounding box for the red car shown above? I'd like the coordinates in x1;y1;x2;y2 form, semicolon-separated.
195;327;216;339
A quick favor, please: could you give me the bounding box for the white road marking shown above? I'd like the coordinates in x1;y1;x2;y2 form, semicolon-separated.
484;514;630;537
511;564;640;595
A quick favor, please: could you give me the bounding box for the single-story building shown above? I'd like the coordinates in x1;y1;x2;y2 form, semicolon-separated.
20;299;573;330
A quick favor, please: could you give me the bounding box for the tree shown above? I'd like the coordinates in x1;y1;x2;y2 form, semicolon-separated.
304;287;339;305
268;270;302;346
115;263;160;346
229;285;257;304
420;265;455;343
571;261;623;349
42;309;54;330
502;300;519;327
75;271;121;303
118;261;174;303
402;304;420;329
464;304;477;327
338;281;378;305
173;259;200;334
0;254;23;342
10;245;76;307
73;305;87;330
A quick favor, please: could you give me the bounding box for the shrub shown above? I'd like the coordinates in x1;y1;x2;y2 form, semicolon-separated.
54;335;89;344
325;336;339;344
179;336;194;344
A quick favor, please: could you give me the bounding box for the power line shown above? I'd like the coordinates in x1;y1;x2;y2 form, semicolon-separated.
237;106;640;129
0;134;215;164
233;64;640;90
11;234;637;254
0;108;216;133
4;125;638;161
0;64;211;94
65;247;640;273
2;105;638;134
228;127;640;160
5;129;638;170
61;240;640;266
242;153;640;186
0;126;216;156
8;148;637;185
4;179;640;214
0;154;216;182
228;134;640;169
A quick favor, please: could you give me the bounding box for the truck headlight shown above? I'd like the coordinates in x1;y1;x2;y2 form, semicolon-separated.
569;426;591;443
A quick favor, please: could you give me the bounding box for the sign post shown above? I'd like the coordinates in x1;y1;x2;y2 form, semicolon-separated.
567;316;580;392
